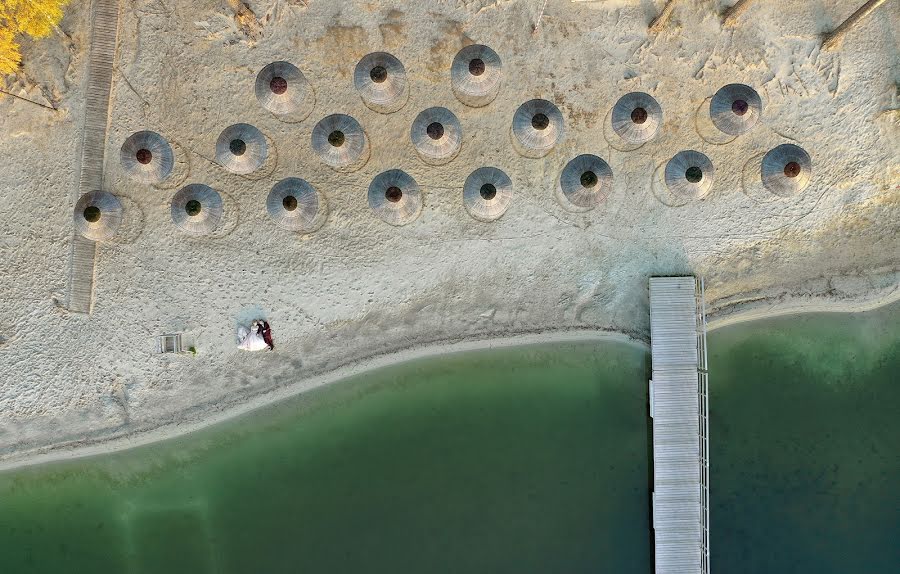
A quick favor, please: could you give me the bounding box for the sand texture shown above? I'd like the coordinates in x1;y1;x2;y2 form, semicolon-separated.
0;0;897;467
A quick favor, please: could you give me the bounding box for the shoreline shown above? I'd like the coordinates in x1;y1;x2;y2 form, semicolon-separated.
2;287;898;473
0;329;643;472
706;283;900;331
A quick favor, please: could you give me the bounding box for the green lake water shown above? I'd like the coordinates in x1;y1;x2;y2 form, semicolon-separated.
1;303;897;573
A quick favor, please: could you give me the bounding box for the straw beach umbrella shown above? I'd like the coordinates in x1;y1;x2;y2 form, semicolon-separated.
512;99;564;157
120;131;174;184
463;167;513;222
710;84;762;135
354;52;408;113
255;61;314;121
74;191;123;241
311;114;369;170
368;169;422;226
762;144;812;197
451;44;502;108
665;150;715;199
171;184;223;235
266;178;322;232
215;124;268;175
611;92;663;144
410;107;462;164
559;154;614;209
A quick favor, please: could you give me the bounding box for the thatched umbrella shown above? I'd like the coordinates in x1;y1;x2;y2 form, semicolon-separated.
762;144;812;197
611;92;663;144
368;169;422;226
171;184;223;235
120;131;174;184
410;107;462;164
665;150;715;199
451;44;502;108
463;167;513;222
512;99;564;157
311;114;368;170
710;84;762;135
74;191;123;241
354;52;408;114
266;178;322;232
560;154;614;209
255;61;314;121
215;123;268;175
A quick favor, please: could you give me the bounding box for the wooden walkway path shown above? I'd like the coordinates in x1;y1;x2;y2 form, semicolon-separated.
67;0;121;313
648;276;710;574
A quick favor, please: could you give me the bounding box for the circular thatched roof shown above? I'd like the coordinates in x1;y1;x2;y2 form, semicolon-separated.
463;167;513;222
74;191;123;241
512;99;564;157
368;169;422;226
254;61;314;120
611;92;662;144
120;131;174;184
215;124;268;174
410;107;462;164
451;44;502;108
354;52;408;114
560;154;614;209
762;144;812;197
171;184;223;235
665;150;715;199
266;178;322;232
311;114;368;170
710;83;762;135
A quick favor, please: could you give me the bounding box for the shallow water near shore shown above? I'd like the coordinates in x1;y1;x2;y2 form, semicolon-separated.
1;303;898;573
709;302;899;573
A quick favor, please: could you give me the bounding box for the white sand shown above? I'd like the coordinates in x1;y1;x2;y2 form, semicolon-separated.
0;0;897;469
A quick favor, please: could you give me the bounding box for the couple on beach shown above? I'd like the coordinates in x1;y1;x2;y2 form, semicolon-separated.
237;320;274;351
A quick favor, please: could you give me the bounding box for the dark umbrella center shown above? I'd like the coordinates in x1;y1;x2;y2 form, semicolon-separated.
531;113;550;130
479;183;497;200
136;148;153;164
631;107;648;124
370;66;388;83
328;130;345;147
282;195;298;211
732;99;749;116
580;171;598;188
385;186;403;203
784;161;801;178
185;200;202;216
469;58;486;76
83;206;101;223
426;122;444;140
230;139;247;156
685;166;703;183
270;76;288;94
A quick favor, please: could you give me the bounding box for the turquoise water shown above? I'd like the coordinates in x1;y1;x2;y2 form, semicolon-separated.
0;303;897;573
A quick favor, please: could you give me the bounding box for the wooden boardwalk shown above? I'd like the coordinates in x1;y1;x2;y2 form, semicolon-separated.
649;276;710;574
67;0;121;313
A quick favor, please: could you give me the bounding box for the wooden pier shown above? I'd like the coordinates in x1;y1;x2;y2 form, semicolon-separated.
649;276;710;574
66;0;121;313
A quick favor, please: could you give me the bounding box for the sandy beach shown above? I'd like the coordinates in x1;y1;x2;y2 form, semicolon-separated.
0;0;897;470
1;284;897;472
0;328;644;471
